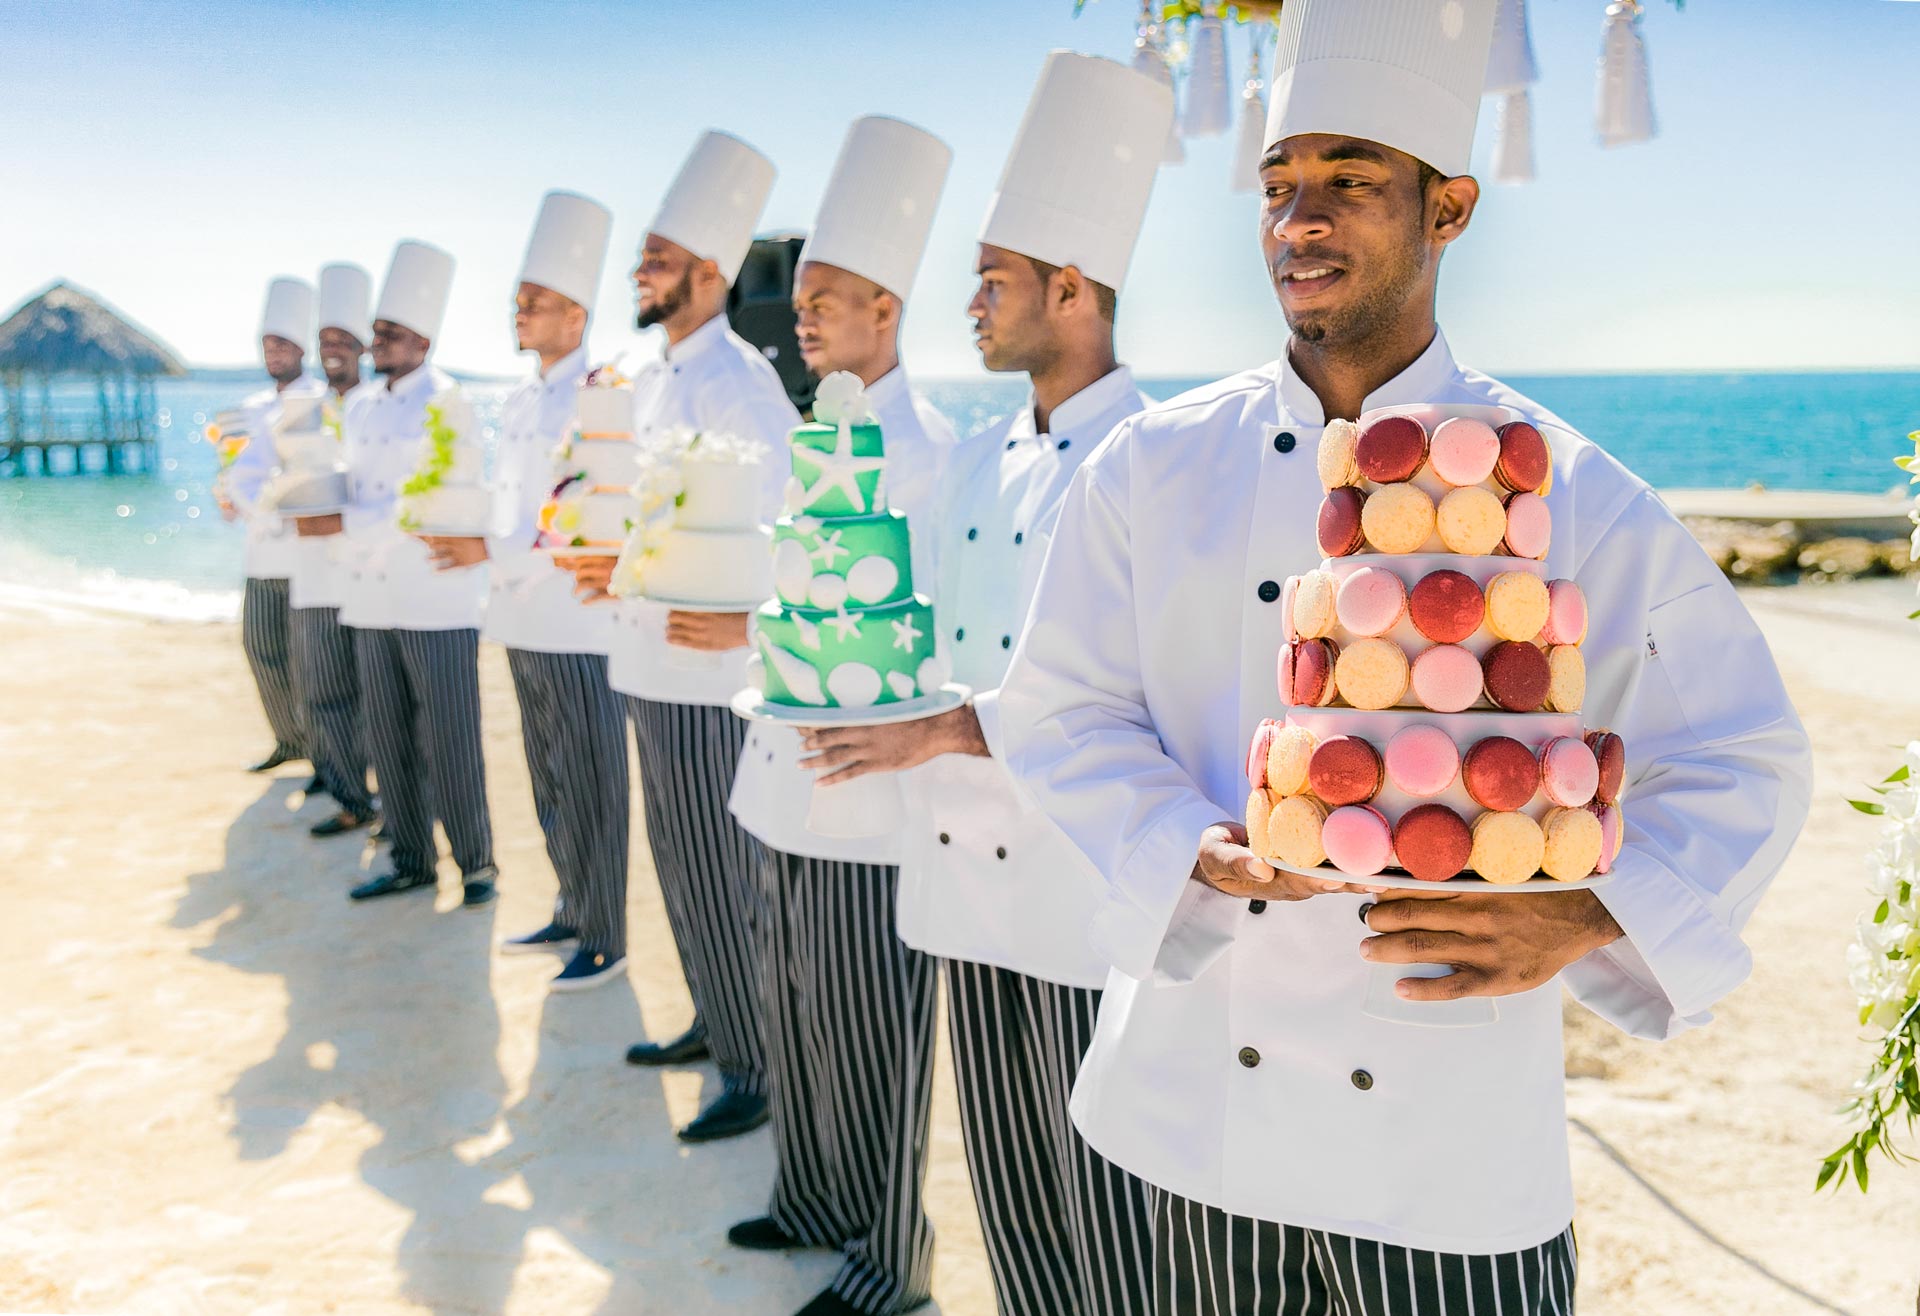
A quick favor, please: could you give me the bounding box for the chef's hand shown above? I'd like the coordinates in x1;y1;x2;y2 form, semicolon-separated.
294;513;343;538
1194;823;1381;902
420;535;489;570
799;705;990;785
666;610;750;652
1360;888;1624;1000
554;554;616;603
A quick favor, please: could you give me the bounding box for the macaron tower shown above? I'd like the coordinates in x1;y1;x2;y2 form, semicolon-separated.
1249;407;1627;884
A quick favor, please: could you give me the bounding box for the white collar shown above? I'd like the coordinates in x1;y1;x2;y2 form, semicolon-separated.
865;365;909;411
664;313;730;365
537;343;589;387
1276;329;1459;425
382;362;439;400
1010;365;1137;442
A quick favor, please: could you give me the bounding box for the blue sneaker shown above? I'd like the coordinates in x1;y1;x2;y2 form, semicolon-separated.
501;922;580;956
550;949;627;993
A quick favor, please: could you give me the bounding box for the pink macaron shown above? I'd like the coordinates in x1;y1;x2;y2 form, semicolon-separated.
1335;565;1408;638
1322;804;1394;877
1539;579;1588;646
1247;719;1280;790
1541;735;1600;808
1410;643;1484;713
1428;417;1501;487
1587;802;1624;874
1384;724;1462;798
1502;492;1552;560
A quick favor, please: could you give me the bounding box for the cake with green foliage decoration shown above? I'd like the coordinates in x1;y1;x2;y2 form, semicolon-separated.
748;371;947;708
396;389;491;533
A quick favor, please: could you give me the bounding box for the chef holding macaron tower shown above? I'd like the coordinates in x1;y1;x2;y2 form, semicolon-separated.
997;0;1816;1308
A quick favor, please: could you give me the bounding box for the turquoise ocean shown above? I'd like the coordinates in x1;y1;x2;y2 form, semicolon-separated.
2;369;1915;621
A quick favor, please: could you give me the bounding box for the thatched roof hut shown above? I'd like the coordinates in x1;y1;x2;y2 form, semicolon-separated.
0;281;185;476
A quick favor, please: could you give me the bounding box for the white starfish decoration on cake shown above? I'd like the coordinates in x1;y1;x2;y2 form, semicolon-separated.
809;530;850;569
792;430;886;516
824;605;865;643
889;615;923;654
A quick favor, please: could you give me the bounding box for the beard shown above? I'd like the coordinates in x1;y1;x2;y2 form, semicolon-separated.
1277;228;1427;349
636;268;693;330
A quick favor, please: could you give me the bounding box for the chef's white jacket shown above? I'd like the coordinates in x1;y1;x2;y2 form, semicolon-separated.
894;367;1148;986
229;377;322;580
729;366;956;864
287;382;375;613
482;345;614;656
336;363;487;632
999;332;1813;1253
606;313;801;706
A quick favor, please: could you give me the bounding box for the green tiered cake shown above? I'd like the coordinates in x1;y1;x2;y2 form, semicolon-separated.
749;372;944;708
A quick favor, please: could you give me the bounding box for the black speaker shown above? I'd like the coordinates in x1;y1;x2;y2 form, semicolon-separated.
727;232;815;415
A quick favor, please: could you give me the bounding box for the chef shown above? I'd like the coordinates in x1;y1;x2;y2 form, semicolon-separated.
790;57;1168;1316
331;240;498;909
226;275;318;778
998;2;1815;1311
288;261;381;838
420;192;626;988
561;131;798;1143
719;115;955;1316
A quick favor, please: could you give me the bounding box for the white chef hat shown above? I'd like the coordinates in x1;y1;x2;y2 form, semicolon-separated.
648;131;776;284
800;116;952;301
373;239;456;344
259;277;313;348
519;190;613;310
316;263;372;343
1265;0;1498;178
978;51;1173;293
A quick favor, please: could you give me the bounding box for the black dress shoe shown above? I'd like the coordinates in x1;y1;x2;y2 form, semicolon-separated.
310;809;377;838
461;877;497;908
624;1021;710;1067
303;772;326;795
677;1089;769;1144
726;1216;815;1252
247;748;298;773
793;1289;869;1316
349;871;435;901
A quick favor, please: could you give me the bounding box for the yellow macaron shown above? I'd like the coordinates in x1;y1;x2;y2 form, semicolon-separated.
1334;637;1411;711
1269;794;1330;870
1541;806;1603;881
1292;570;1339;639
1360;483;1437;555
1246;787;1280;858
1485;571;1551;642
1469;811;1546;885
1436;485;1507;556
1546;644;1586;712
1266;724;1317;797
1317;419;1362;489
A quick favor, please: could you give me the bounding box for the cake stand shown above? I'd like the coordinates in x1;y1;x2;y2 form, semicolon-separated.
732;684;972;839
1267;857;1612;1029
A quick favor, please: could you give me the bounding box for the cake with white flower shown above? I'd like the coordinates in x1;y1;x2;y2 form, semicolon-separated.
396;389;491;533
265;393;349;512
540;368;641;550
607;428;772;604
748;371;942;709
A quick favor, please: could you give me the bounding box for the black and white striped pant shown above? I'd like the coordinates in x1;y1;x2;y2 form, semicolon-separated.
1153;1192;1578;1316
625;697;766;1095
242;576;305;758
760;850;936;1316
289;606;374;816
945;959;1155;1316
508;650;629;958
353;627;492;879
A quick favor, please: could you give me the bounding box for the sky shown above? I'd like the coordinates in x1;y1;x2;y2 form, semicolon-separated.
6;0;1918;380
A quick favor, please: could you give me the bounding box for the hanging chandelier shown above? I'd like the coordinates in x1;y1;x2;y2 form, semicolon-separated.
1074;0;1683;185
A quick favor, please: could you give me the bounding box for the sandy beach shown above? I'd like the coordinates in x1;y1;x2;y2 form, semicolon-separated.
1;583;1917;1316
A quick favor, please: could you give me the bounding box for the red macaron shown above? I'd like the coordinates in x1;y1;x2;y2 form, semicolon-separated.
1494;421;1551;494
1393;804;1474;882
1308;735;1386;807
1585;729;1626;805
1408;569;1487;644
1481;641;1552;713
1317;488;1368;557
1279;638;1339;707
1355;414;1430;484
1462;735;1541;811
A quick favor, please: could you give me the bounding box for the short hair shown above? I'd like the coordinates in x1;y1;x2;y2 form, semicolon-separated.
1023;255;1118;326
1413;160;1445;194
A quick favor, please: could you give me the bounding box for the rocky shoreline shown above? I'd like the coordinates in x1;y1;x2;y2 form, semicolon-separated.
1687;518;1919;584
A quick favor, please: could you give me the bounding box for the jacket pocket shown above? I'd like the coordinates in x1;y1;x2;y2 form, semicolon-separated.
1643;584;1791;749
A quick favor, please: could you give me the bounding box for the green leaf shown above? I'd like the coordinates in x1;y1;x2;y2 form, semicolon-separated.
1815;1155;1842;1192
1908;608;1920;621
1853;1143;1870;1192
1850;799;1887;815
1886;765;1912;784
1875;900;1891;924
